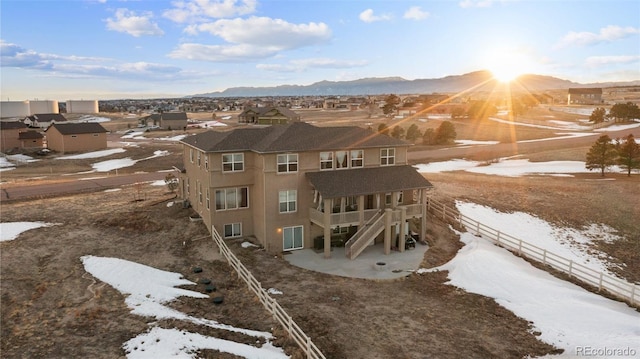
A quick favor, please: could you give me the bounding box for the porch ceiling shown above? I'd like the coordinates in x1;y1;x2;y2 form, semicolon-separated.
306;165;432;199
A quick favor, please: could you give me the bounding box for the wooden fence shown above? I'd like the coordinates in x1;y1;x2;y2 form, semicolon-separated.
211;226;326;359
427;199;640;307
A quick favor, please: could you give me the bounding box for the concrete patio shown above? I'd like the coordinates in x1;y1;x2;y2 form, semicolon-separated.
283;242;430;280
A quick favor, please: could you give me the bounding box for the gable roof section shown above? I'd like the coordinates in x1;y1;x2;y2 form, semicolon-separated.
46;122;108;135
181;122;409;153
306;165;433;198
161;112;188;121
0;121;27;130
27;113;67;122
240;107;299;119
18;131;44;139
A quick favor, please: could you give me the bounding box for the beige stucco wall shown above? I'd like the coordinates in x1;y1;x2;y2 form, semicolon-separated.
1;129;23;151
46;129;107;153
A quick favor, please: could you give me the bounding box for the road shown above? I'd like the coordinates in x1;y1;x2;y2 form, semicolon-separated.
408;125;640;163
0;172;168;202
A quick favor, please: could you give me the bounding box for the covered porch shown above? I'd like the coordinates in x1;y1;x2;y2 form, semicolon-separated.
306;165;433;260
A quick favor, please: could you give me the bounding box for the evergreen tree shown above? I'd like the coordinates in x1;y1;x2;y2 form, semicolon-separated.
434;121;457;145
422;128;435;145
585;135;618;177
391;126;405;139
405;124;422;141
377;123;389;135
382;94;401;116
616;134;640;177
589;107;606;124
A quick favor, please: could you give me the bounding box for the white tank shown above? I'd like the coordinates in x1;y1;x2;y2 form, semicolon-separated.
0;101;31;118
30;100;59;114
66;100;98;114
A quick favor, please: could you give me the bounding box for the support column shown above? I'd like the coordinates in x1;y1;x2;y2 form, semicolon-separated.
421;189;428;243
383;208;392;255
358;195;365;227
323;198;332;259
399;206;407;252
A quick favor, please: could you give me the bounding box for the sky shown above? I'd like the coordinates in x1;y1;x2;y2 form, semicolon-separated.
1;0;639;101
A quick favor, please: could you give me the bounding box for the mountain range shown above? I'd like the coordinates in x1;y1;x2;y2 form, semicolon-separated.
192;70;639;98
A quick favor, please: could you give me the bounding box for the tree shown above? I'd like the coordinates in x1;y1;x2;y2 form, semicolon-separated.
405;124;422;142
390;126;405;139
377;123;390;136
589;107;607;124
165;173;179;194
466;100;497;120
616;134;640;177
608;102;640;123
422;128;436;145
585;135;618;177
451;107;466;119
434;121;457;145
382;94;400;116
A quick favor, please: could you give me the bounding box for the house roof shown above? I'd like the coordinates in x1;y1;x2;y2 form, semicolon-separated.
240;107;300;118
0;121;27;130
306;165;433;198
45;122;108;135
568;88;602;94
27;113;67;122
160;112;188;121
181;122;410;153
18;131;44;139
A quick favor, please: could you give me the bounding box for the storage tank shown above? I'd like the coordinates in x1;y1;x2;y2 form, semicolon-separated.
0;101;31;118
29;100;59;115
66;100;98;114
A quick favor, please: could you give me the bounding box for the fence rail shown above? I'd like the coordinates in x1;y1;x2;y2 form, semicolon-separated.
427;199;639;307
211;226;326;359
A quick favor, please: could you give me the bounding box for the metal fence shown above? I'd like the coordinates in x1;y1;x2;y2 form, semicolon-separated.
427;199;639;307
211;226;326;359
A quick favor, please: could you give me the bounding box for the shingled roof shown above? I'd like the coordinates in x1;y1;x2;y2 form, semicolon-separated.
45;122;108;135
181;122;409;153
306;165;433;198
0;121;27;130
18;131;44;139
27;113;67;122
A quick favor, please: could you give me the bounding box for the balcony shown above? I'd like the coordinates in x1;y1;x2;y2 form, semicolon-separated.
309;203;424;229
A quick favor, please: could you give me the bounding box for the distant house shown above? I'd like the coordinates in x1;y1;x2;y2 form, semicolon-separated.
140;112;188;130
567;88;603;105
18;130;44;150
45;123;108;153
238;107;301;125
24;113;67;129
1;121;28;151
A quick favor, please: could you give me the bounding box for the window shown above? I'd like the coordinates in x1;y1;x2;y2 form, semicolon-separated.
186;180;190;195
335;151;348;169
204;155;209;170
206;188;210;209
277;154;298;173
198;181;202;204
279;190;297;213
381;148;395;166
320;152;333;170
224;223;242;238
222;153;244;172
197;151;201;167
385;193;392;206
283;225;303;251
190;148;194;163
93;134;99;137
215;187;249;210
350;150;364;168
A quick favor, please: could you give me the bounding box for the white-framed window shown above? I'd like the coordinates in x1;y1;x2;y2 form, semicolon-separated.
224;223;242;238
197;151;201;167
198;181;202;204
186;180;190;195
277;153;298;173
283;225;303;251
215;187;249;210
204;154;209;170
206;188;210;209
381;148;395;166
385;193;393;206
320;151;333;170
222;153;244;172
335;151;348;169
279;190;297;213
189;148;194;163
350;150;364;168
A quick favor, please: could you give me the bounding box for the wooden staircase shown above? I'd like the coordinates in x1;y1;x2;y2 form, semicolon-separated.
344;210;385;260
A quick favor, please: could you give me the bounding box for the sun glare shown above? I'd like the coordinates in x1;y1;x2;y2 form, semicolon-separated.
484;50;533;83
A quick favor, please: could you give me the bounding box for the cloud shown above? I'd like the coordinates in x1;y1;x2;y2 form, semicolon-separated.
1;41;51;69
556;25;640;48
163;0;257;23
459;0;495;8
585;55;640;68
404;6;430;20
168;43;282;62
256;58;369;72
359;9;392;23
105;8;164;37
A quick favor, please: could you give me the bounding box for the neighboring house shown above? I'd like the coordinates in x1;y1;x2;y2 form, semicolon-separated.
45;123;108;153
18;130;44;150
24;113;67;129
567;88;603;105
238;107;301;124
140;112;188;130
1;121;28;151
180;122;433;260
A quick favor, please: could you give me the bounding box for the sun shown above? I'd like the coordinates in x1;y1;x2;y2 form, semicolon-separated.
483;49;533;83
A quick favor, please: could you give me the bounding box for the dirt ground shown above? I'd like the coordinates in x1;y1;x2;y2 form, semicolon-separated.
2;106;639;358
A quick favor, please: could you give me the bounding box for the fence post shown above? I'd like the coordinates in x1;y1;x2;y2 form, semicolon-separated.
496;231;501;245
631;285;636;304
306;336;312;359
568;260;573;277
442;204;446;220
598;272;603;291
542;249;547;265
475;222;480;235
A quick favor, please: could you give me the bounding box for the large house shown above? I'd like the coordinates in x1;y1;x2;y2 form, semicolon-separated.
238;107;301;124
0;121;43;152
24;113;67;129
140;112;189;130
45;123;108;153
567;88;603;105
179;122;433;260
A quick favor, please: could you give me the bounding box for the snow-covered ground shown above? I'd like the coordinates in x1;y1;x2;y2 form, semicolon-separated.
0;221;57;241
91;150;169;172
56;148;127;160
81;256;289;358
421;228;640;358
